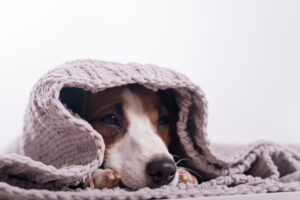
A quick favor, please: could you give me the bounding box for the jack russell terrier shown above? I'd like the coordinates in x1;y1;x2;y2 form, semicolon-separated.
66;84;198;189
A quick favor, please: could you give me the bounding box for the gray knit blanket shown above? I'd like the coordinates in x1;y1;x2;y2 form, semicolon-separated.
1;59;300;200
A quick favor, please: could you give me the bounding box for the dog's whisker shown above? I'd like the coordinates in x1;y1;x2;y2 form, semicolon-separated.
105;149;113;154
175;157;192;165
172;154;181;159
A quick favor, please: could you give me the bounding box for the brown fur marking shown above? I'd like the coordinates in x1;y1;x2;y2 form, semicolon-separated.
82;84;171;156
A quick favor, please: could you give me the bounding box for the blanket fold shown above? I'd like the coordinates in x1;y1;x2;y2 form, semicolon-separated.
1;59;300;199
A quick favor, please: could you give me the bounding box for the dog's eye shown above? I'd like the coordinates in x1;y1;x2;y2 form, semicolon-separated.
158;115;169;126
100;114;120;126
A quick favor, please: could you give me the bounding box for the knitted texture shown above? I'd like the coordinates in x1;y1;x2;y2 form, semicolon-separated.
1;59;300;199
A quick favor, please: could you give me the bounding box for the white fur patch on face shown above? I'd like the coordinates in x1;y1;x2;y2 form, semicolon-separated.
103;88;178;189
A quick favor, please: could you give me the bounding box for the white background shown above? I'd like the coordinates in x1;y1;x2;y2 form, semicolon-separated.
0;0;299;152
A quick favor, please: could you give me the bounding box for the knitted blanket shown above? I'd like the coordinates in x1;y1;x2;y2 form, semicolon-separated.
1;59;300;200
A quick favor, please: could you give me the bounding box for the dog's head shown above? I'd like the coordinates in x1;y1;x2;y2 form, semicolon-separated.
71;84;179;189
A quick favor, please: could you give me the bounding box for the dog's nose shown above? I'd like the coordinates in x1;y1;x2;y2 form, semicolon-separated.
146;159;176;186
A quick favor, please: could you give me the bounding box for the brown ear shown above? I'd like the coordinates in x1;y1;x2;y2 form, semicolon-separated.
59;87;88;119
158;89;191;169
158;89;180;152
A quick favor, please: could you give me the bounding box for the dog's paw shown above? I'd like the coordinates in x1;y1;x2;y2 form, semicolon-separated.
86;169;121;189
178;167;198;184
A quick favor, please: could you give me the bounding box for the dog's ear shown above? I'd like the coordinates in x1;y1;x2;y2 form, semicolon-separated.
59;87;88;119
158;89;191;168
158;89;182;159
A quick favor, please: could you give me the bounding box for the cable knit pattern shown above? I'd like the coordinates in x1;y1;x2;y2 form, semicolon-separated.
1;59;300;199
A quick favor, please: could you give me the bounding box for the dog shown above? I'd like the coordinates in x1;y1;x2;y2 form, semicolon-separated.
65;84;198;189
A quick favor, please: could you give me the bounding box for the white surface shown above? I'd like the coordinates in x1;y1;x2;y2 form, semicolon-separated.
169;191;300;200
0;0;300;152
